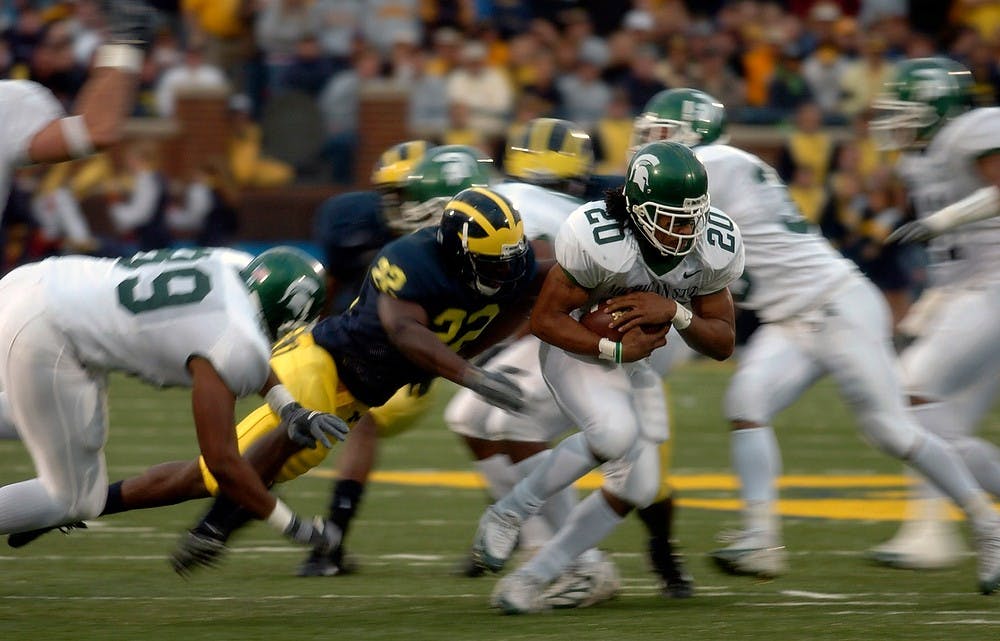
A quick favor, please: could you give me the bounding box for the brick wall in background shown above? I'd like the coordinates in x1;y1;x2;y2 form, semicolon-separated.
355;83;411;188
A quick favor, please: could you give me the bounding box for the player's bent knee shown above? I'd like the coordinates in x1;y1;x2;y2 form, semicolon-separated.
861;415;917;459
583;422;637;462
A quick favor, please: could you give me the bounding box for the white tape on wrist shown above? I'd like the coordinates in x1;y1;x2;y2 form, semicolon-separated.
94;44;143;73
598;337;622;363
266;498;294;533
265;384;295;416
925;185;1000;233
671;303;693;331
59;115;94;158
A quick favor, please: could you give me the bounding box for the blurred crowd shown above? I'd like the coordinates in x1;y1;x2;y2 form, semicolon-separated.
1;0;1000;328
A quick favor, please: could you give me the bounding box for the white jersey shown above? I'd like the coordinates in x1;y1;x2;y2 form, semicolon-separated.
556;200;745;311
695;144;857;323
895;107;1000;285
492;181;583;242
0;81;65;223
42;248;271;397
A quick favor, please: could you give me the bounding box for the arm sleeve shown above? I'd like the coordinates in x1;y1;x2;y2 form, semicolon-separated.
109;171;161;232
0;80;66;167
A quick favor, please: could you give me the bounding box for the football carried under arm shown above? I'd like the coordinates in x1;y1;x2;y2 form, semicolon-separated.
606;288;734;361
530;267;666;363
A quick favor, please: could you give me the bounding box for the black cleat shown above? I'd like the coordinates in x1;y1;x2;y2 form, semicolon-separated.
8;521;88;549
296;544;358;577
650;537;694;598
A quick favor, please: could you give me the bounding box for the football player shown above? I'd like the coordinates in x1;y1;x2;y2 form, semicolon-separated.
473;140;745;613
0;247;348;554
640;87;1000;595
862;58;1000;571
446;118;693;606
104;187;544;574
299;143;496;576
0;1;153;227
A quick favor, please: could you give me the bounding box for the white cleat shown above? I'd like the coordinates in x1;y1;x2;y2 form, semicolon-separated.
541;555;621;609
472;506;522;573
709;530;788;579
491;570;548;614
866;520;967;571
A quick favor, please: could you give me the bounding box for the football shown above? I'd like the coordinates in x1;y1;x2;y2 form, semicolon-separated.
579;305;669;341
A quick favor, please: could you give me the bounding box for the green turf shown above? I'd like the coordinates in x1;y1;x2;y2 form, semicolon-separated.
2;361;998;641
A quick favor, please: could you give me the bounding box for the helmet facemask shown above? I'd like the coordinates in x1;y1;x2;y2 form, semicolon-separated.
869;96;939;150
389;196;450;234
631;114;703;152
627;193;709;257
458;220;529;295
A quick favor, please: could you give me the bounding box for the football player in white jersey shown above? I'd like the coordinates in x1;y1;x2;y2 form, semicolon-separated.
0;2;155;227
640;87;1000;595
472;140;745;613
862;58;1000;570
0;247;350;556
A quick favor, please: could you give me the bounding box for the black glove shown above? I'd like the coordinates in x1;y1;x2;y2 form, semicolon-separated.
462;367;524;414
102;0;160;49
282;515;342;552
170;524;227;577
281;402;350;449
886;221;933;245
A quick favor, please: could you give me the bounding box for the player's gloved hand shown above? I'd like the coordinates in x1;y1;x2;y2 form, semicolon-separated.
170;524;228;577
281;403;350;449
282;514;342;552
886;221;933;245
101;0;159;49
462;366;525;414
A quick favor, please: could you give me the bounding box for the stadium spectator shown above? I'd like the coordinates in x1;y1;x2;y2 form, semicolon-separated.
557;39;611;130
445;41;513;148
777;102;835;184
360;0;422;58
254;0;316;97
154;40;229;117
839;33;895;118
406;49;449;140
318;47;383;184
106;139;171;253
227;92;294;188
282;34;337;97
802;43;850;124
617;44;667;115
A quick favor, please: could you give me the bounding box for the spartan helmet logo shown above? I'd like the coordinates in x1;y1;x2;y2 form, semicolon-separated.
628;153;660;194
438;152;477;185
279;276;320;322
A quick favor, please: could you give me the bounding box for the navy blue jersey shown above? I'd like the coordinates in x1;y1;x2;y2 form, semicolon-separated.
313;227;537;407
583;173;624;201
313;190;395;313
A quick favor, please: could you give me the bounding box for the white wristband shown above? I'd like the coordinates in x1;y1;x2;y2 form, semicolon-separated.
265;384;295;416
59;115;95;158
94;43;144;73
925;185;1000;234
671;303;693;330
266;498;294;533
598;337;622;363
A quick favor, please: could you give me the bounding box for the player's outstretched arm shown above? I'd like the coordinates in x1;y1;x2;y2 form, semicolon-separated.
376;293;523;413
28;1;158;163
260;370;350;451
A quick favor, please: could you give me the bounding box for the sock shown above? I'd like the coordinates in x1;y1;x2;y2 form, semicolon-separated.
637;495;674;541
522;491;624;584
328;479;364;536
515;450;578;534
955;436;1000;498
906;433;998;534
0;479;67;534
194;494;253;541
496;433;597;521
474;453;517;501
101;481;125;516
731;426;781;535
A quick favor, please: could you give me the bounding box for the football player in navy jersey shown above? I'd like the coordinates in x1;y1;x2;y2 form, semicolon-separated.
301;143;497;576
88;186;548;575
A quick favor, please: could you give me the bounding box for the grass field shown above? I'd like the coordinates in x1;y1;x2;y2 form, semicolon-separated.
2;360;999;641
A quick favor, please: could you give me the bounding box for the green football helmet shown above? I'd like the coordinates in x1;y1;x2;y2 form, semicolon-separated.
504;117;593;193
870;57;974;150
240;246;327;342
437;186;529;296
390;145;494;234
631;88;727;154
623;141;710;257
